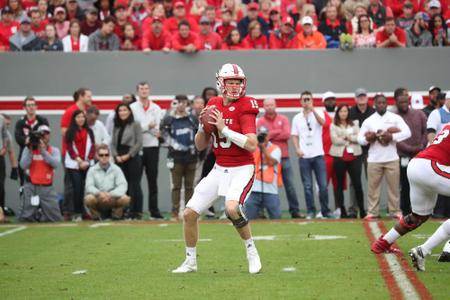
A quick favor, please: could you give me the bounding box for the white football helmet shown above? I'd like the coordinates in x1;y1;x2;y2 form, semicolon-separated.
216;63;247;99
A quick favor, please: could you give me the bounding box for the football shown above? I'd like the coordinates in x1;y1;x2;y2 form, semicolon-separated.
200;105;217;134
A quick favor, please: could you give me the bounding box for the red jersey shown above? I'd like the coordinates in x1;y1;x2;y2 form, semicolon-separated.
141;30;171;50
163;16;200;35
171;31;201;51
207;96;259;167
375;27;406;48
416;124;450;165
60;103;81;156
198;31;222;50
0;20;19;50
215;22;236;40
244;34;268;49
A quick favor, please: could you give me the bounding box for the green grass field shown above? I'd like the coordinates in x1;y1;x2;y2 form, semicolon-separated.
1;220;449;300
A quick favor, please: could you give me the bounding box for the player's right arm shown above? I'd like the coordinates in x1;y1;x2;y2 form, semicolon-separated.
195;128;211;151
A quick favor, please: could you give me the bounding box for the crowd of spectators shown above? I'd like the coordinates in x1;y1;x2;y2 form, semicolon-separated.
1;82;449;223
0;0;449;52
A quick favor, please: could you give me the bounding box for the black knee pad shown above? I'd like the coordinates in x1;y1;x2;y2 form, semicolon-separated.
225;205;249;229
400;213;430;231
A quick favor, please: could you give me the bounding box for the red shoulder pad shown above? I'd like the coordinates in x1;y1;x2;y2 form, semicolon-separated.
239;96;259;115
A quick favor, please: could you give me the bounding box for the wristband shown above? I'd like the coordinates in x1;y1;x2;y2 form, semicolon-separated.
221;126;248;149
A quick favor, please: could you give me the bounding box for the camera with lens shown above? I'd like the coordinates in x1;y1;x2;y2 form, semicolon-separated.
257;132;267;144
29;131;43;150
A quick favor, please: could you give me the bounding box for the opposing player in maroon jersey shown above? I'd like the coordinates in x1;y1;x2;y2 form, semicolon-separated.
172;63;262;274
371;123;450;271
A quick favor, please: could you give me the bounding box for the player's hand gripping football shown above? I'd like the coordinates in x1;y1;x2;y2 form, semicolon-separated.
209;109;226;132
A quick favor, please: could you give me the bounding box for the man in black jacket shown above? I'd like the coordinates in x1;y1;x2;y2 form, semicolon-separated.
14;96;49;186
9;16;41;51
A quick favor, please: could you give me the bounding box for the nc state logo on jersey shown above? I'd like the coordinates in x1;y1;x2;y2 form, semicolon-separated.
229;106;235;111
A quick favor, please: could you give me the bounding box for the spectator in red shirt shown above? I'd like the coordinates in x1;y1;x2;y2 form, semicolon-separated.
120;22;142;50
269;15;299;49
163;1;199;35
376;16;406;47
244;20;269;49
142;16;171;52
53;6;70;40
30;7;48;38
114;4;141;41
80;7;101;36
221;27;249;49
171;19;201;52
204;5;217;28
0;7;19;50
65;0;85;21
214;8;236;40
198;15;222;50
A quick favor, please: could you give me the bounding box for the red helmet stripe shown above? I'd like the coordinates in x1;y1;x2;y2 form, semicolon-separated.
232;64;239;75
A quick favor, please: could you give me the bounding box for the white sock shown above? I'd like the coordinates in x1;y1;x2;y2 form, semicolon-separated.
421;220;450;256
244;238;256;252
186;247;197;260
383;228;401;244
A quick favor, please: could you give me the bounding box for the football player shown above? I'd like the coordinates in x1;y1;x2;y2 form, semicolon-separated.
371;123;450;272
172;63;262;274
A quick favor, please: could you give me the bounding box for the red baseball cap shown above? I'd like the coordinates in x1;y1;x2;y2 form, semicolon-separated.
174;1;185;8
247;3;259;10
282;16;294;26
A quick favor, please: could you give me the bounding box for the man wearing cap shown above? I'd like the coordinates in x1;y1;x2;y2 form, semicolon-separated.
257;98;303;219
245;126;282;220
427;0;443;16
9;15;41;51
171;20;201;52
88;16;120;51
114;4;141;40
406;12;432;47
238;2;269;38
394;88;428;215
0;7;20;51
376;17;406;48
198;15;222;50
269;15;298;48
163;1;199;35
423;86;441;117
348;88;374;218
53;6;70;40
14;96;49;186
397;1;416;30
297;16;326;49
81;7;101;36
142;16;171;52
18;125;63;222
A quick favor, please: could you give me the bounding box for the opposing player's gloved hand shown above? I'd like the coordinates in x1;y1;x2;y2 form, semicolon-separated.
10;167;19;181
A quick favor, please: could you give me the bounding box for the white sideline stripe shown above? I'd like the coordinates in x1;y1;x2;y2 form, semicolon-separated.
368;222;420;300
0;226;26;237
89;223;112;228
154;238;212;242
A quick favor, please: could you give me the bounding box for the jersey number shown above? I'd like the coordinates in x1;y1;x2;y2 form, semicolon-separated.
212;131;232;149
432;129;450;145
250;99;258;109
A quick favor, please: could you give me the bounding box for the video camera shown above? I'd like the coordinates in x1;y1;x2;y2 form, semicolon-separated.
257;126;269;144
29;131;43;150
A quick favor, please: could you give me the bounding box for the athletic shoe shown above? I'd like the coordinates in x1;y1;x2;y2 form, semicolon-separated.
306;213;314;220
437;251;450;262
150;211;164;219
364;214;380;220
333;208;341;219
315;212;328;219
247;250;262;274
172;258;197;273
371;235;400;254
291;212;305;219
409;246;426;271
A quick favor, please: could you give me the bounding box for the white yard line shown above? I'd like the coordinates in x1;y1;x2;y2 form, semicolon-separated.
0;226;27;237
368;222;420;300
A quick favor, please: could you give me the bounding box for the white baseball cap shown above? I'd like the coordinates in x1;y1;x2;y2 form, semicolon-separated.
428;0;441;9
322;91;336;102
302;16;313;25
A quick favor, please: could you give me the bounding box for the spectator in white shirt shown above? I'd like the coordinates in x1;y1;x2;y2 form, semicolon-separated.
291;91;330;219
130;82;164;219
358;94;411;220
86;106;110;147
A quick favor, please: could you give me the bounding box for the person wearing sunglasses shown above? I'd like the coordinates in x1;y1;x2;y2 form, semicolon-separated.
291;91;331;219
84;144;130;220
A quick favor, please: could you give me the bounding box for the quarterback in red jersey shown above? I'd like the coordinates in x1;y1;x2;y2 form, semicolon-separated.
172;63;261;274
371;123;450;271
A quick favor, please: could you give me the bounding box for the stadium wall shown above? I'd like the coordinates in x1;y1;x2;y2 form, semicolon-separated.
0;49;448;215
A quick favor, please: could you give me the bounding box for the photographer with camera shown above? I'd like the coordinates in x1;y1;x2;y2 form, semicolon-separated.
245;126;282;220
14;96;49;186
18;125;63;222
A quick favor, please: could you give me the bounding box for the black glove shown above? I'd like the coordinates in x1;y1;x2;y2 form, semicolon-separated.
10;167;18;181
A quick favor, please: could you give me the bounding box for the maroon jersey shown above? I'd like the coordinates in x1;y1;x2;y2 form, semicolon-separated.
207;95;259;167
416;124;450;165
